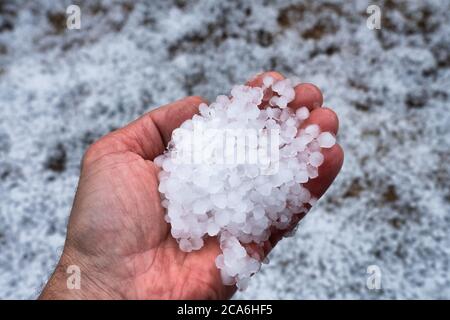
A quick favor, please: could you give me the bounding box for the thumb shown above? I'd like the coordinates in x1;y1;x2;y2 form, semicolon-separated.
83;96;206;164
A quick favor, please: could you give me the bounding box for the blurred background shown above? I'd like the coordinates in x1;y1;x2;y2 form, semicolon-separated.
0;0;449;299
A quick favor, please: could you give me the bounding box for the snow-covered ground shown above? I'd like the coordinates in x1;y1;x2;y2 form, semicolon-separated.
1;0;449;299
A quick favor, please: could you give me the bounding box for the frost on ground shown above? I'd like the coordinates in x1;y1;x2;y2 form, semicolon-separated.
1;0;450;299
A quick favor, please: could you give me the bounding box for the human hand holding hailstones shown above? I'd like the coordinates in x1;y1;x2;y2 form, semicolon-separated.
40;72;343;300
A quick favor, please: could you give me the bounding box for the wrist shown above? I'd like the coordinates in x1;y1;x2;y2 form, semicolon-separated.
39;248;120;300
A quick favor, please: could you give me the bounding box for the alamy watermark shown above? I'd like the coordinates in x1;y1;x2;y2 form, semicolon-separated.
66;265;81;290
66;5;81;30
366;264;382;290
366;5;382;30
169;124;280;175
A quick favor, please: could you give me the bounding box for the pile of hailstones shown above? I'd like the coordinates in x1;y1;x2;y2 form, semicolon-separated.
155;76;336;290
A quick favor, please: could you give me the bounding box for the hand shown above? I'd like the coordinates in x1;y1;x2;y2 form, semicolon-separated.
39;72;343;300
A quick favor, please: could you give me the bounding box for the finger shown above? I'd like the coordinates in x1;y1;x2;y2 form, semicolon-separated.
104;96;205;161
299;107;339;135
246;72;323;112
258;109;342;255
260;143;343;255
246;71;285;108
245;214;305;260
299;107;342;196
288;83;323;111
149;96;206;146
266;214;304;253
303;144;344;198
246;71;284;87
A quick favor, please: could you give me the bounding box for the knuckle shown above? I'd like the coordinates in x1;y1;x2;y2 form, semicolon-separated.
266;71;285;80
82;140;105;166
187;95;207;105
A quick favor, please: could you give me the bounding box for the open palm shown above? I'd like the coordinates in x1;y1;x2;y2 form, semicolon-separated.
40;72;343;300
